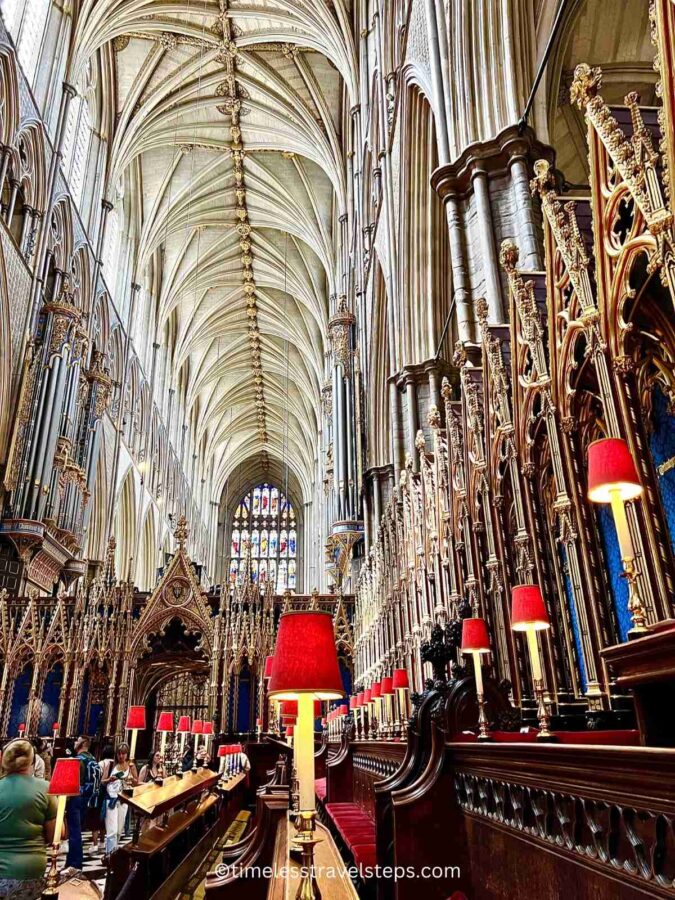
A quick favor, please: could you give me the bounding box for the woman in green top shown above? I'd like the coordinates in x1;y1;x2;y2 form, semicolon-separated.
0;739;57;900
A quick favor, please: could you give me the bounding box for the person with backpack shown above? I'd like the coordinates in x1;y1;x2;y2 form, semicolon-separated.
63;736;100;876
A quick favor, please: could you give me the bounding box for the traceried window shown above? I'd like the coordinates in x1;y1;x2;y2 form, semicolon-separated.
228;484;297;592
3;0;50;86
61;65;94;208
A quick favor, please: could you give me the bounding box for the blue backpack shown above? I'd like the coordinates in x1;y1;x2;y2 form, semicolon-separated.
79;754;102;806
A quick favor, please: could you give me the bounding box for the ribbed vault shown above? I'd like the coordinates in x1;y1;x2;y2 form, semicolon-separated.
75;0;356;506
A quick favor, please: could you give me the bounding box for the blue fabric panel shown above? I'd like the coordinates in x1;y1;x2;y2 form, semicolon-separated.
559;545;588;691
649;387;675;556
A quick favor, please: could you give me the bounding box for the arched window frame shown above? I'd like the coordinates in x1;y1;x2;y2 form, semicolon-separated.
228;483;298;592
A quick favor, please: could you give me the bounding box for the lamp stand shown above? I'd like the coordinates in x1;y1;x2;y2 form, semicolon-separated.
609;489;648;637
369;704;377;740
623;557;649;637
533;678;554;741
42;794;66;898
471;651;492;742
294;811;322;900
129;728;139;763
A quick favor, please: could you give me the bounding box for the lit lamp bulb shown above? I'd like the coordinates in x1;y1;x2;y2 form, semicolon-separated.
587;438;647;635
460;618;492;741
511;585;553;741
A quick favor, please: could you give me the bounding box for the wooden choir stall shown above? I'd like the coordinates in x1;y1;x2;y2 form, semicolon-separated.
104;767;246;900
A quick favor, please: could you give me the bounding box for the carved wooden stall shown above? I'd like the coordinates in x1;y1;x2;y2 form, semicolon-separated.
104;768;245;900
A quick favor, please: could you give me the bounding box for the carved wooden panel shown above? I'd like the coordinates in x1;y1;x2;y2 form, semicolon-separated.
353;745;404;817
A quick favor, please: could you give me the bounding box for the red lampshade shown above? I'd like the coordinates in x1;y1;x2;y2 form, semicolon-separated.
236;744;242;752
313;700;322;716
286;725;294;737
256;717;263;726
392;669;409;690
218;745;229;758
511;585;550;631
177;715;191;734
371;681;382;699
338;704;348;716
125;706;146;730
587;438;642;503
264;655;274;680
18;724;25;733
268;611;344;700
52;723;60;732
381;677;394;695
191;719;204;735
349;695;358;709
203;722;214;736
461;618;491;654
156;712;174;733
364;688;372;703
356;692;364;707
321;718;327;726
281;700;298;717
48;758;80;797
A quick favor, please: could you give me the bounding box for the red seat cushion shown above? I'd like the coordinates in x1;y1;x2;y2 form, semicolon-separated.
352;843;377;871
344;830;377;851
325;801;376;856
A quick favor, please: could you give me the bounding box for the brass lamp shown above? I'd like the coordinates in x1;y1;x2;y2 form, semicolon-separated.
268;609;345;900
511;585;553;740
460;618;492;741
43;758;81;898
587;438;647;635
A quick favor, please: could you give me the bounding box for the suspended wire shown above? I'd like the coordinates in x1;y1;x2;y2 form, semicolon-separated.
283;230;290;511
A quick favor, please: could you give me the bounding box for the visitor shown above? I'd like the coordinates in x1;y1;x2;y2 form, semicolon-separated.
181;746;194;772
63;736;99;877
0;739;57;900
91;744;114;853
30;739;51;781
102;744;137;858
138;751;165;784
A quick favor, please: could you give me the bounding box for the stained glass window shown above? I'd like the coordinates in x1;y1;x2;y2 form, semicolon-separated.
228;483;297;590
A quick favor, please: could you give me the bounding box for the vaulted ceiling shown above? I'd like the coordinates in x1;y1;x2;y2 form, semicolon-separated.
73;1;357;503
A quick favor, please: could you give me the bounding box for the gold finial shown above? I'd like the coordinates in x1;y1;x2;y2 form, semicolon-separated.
499;239;520;273
175;515;189;549
569;63;602;109
530;158;555;197
414;429;426;452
